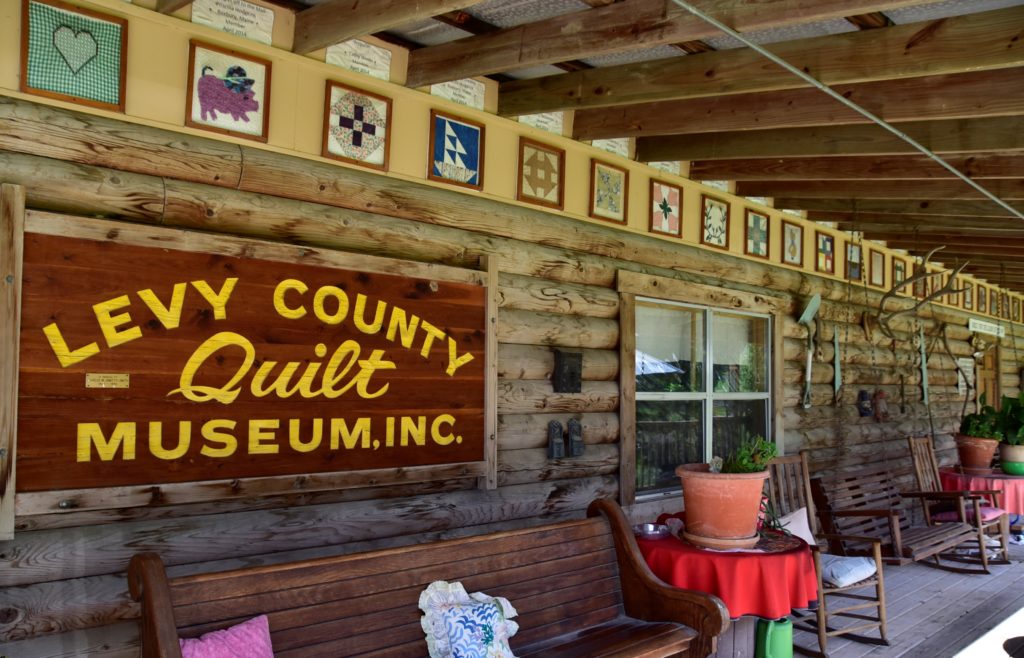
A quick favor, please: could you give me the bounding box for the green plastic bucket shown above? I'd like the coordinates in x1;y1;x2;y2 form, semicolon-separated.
755;618;793;658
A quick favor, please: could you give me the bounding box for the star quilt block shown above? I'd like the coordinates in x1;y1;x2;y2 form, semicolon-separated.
323;80;391;171
429;109;485;190
649;180;681;237
744;209;769;258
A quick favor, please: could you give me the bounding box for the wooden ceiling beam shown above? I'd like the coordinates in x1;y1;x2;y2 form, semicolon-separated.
776;198;1024;217
572;68;1024;140
407;0;928;88
636;116;1024;161
499;6;1024;115
827;216;1022;233
736;179;1024;200
860;234;1024;249
884;245;1024;259
691;154;1024;181
294;0;483;55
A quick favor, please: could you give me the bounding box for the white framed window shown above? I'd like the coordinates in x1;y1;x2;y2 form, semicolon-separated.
635;297;772;495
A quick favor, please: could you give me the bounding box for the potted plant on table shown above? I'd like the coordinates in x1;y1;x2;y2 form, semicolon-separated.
996;393;1024;475
675;434;778;550
956;393;1002;474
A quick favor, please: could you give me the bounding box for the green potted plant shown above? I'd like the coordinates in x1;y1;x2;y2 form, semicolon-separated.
675;434;778;549
996;393;1024;475
956;393;1002;474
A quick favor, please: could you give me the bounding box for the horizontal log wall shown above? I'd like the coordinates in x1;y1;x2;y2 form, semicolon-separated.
1;97;1022;654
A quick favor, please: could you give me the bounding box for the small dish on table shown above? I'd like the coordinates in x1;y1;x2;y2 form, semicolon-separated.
633;523;672;540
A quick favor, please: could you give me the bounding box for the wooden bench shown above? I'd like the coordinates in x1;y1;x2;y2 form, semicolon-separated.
128;498;730;657
811;463;987;572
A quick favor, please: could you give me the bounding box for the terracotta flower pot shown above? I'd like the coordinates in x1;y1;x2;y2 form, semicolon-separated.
955;434;999;474
675;463;770;550
1000;443;1024;475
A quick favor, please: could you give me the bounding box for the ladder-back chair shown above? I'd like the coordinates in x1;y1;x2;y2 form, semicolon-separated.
907;436;1009;565
767;453;888;657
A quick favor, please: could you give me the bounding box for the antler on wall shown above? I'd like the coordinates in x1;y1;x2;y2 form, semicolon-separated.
876;246;969;340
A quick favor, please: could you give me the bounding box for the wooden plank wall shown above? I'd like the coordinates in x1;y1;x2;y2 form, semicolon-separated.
0;96;1021;655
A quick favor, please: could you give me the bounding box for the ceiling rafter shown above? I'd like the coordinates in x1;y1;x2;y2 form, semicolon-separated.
572;68;1024;140
498;5;1024;116
736;179;1024;200
406;0;932;88
293;0;483;55
690;154;1024;181
777;198;1024;217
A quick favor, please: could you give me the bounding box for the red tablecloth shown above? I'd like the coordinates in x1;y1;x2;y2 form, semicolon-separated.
637;533;818;619
940;467;1024;517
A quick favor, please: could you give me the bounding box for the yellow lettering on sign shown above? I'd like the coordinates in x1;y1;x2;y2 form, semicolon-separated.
43;323;100;368
138;284;187;330
200;419;237;458
248;419;280;454
289;418;323;453
273;279;307;319
431;414;459;446
149;421;190;460
77;422;136;461
313;285;349;324
191;278;238;320
418;320;446;358
353;294;386;334
400;416;426;447
170;331;255;404
330;417;371;449
446;337;474;376
94;295;143;348
386;307;419;348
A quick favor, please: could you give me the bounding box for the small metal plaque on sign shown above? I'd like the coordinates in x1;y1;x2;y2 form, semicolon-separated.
85;373;130;389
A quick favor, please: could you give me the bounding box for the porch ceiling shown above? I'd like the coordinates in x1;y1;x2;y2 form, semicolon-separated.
185;0;1024;292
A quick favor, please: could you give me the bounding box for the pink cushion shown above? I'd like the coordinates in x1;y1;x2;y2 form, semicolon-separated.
180;615;274;658
932;506;1005;523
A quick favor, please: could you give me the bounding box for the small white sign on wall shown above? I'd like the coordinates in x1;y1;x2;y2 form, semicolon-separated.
518;112;564;136
649;161;680;175
192;0;274;45
431;78;486;110
326;39;392;81
592;137;630;158
969;318;1006;337
957;357;976;396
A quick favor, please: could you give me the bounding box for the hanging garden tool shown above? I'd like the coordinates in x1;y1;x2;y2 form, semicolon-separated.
797;294;821;409
833;330;842;404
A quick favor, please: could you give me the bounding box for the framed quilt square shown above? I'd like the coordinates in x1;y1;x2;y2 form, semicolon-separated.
963;281;973;310
869;249;885;287
978;285;987;313
322;80;391;171
948;277;960;307
429;109;485;190
845;242;862;281
744;209;769;259
649;179;682;237
991;289;1000;316
186;40;271;142
781;220;803;267
892;259;906;291
589;158;628;223
517;137;564;210
21;0;127;112
701;194;730;249
1014;297;1020;322
913;265;927;298
815;231;834;274
1003;293;1011;318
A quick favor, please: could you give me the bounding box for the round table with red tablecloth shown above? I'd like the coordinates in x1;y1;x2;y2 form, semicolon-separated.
636;531;818;619
940;467;1024;527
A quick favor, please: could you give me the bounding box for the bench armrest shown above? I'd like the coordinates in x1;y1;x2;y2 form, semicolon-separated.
588;498;730;658
833;509;899;518
128;552;184;658
817;532;883;546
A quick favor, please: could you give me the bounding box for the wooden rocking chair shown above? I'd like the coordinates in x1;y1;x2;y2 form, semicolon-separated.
811;462;990;574
767;453;888;657
907;436;1010;566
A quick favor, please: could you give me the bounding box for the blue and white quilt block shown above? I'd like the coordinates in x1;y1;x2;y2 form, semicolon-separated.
430;111;484;189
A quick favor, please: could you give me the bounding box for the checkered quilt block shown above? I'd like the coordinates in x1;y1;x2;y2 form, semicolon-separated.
746;212;768;256
818;235;834;271
521;144;560;203
432;117;481;185
26;1;123;106
652;183;680;234
329;89;388;166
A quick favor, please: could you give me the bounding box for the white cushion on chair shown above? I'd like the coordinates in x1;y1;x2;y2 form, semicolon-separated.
778;507;816;546
819;554;877;587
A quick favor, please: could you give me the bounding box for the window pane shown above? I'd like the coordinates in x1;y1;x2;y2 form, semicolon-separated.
637;400;704;493
636;301;705;393
711;400;769;461
712;312;768;393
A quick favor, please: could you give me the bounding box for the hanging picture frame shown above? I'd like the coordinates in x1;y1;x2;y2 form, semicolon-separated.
991;288;1000;317
781;220;803;267
744;209;769;259
978;285;987;313
815;231;834;274
321;80;392;171
186;40;271;142
1013;297;1020;322
428;109;485;190
963;281;973;310
845;242;862;281
892;258;906;291
517;137;564;210
700;194;729;249
913;264;927;298
589;158;628;223
20;0;128;112
649;179;682;237
869;249;885;287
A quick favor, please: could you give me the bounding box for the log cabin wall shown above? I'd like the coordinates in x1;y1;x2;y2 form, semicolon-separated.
1;1;1023;654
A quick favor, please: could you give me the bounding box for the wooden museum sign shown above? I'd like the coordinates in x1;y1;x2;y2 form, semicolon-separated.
6;210;490;514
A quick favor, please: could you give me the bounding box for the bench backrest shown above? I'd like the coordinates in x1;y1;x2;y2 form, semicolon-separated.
811;464;909;538
131;516;627;657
